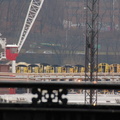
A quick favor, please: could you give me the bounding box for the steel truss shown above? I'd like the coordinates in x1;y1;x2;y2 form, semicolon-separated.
84;0;99;105
18;0;44;53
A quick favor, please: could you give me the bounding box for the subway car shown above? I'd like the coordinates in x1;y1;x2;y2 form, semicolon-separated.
73;65;85;73
109;64;120;73
16;62;28;73
39;63;50;73
98;63;110;73
27;64;40;73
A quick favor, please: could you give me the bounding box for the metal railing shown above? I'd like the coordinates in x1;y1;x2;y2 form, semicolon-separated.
0;81;120;120
0;81;120;105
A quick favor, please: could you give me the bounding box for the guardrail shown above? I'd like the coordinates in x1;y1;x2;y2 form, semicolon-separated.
0;81;120;120
0;81;120;105
0;72;120;81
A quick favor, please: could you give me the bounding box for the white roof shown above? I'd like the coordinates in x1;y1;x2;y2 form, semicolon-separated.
6;44;18;47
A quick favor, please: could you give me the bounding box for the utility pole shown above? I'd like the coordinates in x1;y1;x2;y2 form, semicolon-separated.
118;0;120;30
84;0;99;105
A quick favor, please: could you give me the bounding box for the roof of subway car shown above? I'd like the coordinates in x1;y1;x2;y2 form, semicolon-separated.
28;64;39;67
74;65;84;67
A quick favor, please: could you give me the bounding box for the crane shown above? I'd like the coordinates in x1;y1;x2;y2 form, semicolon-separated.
0;0;44;73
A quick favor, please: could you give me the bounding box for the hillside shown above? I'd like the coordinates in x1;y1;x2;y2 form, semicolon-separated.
0;0;120;65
